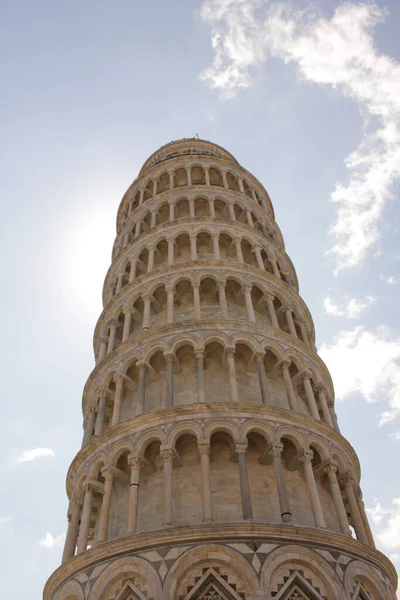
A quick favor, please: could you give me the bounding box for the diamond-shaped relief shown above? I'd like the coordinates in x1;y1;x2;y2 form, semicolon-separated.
251;553;261;574
158;561;168;581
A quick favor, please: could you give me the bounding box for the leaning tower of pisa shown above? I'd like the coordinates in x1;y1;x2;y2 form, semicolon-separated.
44;139;397;600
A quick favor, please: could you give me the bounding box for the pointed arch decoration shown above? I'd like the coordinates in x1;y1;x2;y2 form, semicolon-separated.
273;571;326;600
113;579;148;600
180;567;244;600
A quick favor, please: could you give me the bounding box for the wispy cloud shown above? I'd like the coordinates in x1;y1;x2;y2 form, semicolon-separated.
38;532;65;549
16;448;55;463
0;516;12;526
367;498;400;557
200;1;400;273
319;326;400;425
324;295;376;318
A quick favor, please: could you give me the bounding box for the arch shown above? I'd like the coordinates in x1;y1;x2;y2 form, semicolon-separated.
109;440;135;466
87;454;107;479
344;560;391;599
162;544;260;599
167;421;203;448
261;545;345;599
55;579;84;600
204;418;240;443
135;427;166;456
240;419;276;445
306;435;330;463
143;341;169;363
87;556;161;600
276;426;305;452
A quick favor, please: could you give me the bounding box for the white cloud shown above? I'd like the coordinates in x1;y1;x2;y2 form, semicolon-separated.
16;447;55;463
324;295;376;318
367;498;400;554
200;1;400;273
319;326;400;425
0;516;11;526
38;532;65;549
388;431;400;442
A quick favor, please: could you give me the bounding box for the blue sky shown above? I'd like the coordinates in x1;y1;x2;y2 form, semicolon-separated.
1;1;400;598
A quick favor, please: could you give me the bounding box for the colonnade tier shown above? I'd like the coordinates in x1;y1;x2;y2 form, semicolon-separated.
63;405;374;561
104;219;298;308
95;265;316;363
116;145;275;237
114;191;284;263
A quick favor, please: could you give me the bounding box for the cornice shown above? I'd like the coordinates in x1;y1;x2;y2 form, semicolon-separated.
43;522;397;600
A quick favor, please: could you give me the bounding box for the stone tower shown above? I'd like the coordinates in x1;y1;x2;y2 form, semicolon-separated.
44;139;397;600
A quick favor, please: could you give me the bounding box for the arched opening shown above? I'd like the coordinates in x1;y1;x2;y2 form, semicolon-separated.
176;197;190;219
175;233;191;263
195;196;210;217
191;165;206;185
199;277;219;318
219;233;236;262
174;279;194;323
235;343;260;404
157;202;170;225
246;431;278;522
241;239;257;268
150;285;167;328
209;167;223;186
280;436;312;527
226;172;240;192
242;179;252;199
174;344;196;405
204;342;230;402
263;349;287;410
137;441;163;531
154;238;168;270
214;198;228;219
174;167;188;187
146;351;166;411
210;431;241;521
251;285;270;326
226;278;246;320
157;171;169;194
172;434;202;525
143;180;152;202
131;296;144;337
197;232;213;259
137;247;149;276
142;211;152;233
124;360;139;420
108;452;130;540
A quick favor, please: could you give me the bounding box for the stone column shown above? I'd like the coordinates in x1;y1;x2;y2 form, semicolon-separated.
127;456;142;533
204;166;210;186
142;294;151;330
270;255;281;278
324;463;349;535
107;319;120;354
139;187;144;205
106;285;114;303
221;170;228;188
315;385;334;427
164;353;174;408
356;486;376;547
116;272;124;294
77;485;93;554
255;352;269;404
301;372;320;421
226;348;238;402
218;281;228;318
167;236;174;265
279;361;297;411
269;444;292;523
254;245;265;270
161;449;174;526
189;198;195;218
97;468;114;543
169;200;175;222
237;177;245;194
243;285;255;322
209;198;216;218
297;318;310;347
122;307;133;342
190;233;197;260
228;203;236;221
212;234;220;259
94;391;107;436
251;188;258;203
150;210;157;229
186;167;192;186
166;285;174;324
236;443;253;520
299;451;326;528
283;305;297;338
98;336;108;362
133;361;147;416
129;257;137;283
246;211;254;228
81;409;96;447
111;374;125;427
62;497;80;563
195;349;206;403
343;474;368;544
169;170;174;190
147;245;155;272
265;293;279;329
235;237;244;262
152;178;158;196
134;221;141;238
193;282;201;319
198;442;212;521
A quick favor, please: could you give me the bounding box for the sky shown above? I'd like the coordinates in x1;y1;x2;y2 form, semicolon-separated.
0;1;400;598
